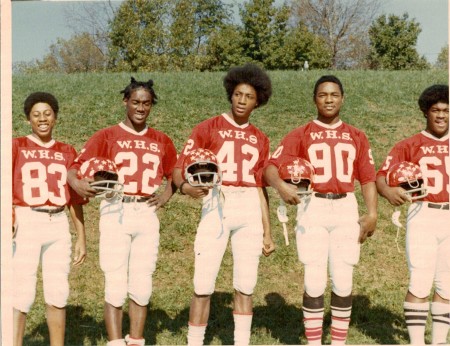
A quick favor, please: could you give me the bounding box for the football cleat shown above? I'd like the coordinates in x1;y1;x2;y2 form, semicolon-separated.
386;161;427;200
78;157;124;200
182;148;222;187
278;157;315;198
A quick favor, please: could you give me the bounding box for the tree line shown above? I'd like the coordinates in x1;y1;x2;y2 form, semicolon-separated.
14;0;449;73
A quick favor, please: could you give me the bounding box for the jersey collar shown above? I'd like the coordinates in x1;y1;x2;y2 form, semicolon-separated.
221;113;250;129
119;122;148;136
313;119;343;129
421;130;449;141
26;134;55;148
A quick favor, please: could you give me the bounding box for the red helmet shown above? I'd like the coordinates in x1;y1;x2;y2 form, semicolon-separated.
182;148;221;187
386;161;427;200
278;157;315;197
78;157;123;200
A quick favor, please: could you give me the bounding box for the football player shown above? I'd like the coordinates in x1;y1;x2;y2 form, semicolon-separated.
12;92;86;346
376;84;449;344
67;78;177;346
172;63;275;346
264;75;378;344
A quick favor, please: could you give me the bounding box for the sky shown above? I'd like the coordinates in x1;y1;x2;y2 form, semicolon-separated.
10;0;449;65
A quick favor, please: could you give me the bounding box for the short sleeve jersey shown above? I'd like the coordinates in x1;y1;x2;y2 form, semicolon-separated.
13;135;85;207
269;119;376;193
175;114;270;187
377;131;449;203
71;123;177;196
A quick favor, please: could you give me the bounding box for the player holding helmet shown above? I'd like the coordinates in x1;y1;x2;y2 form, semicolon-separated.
264;75;378;344
376;84;449;344
67;78;177;346
173;63;275;346
12;92;86;346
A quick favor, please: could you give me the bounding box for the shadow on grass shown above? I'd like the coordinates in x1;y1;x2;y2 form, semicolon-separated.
253;292;304;345
25;305;104;346
349;294;408;344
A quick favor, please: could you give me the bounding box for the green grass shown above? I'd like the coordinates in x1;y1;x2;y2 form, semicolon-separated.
11;69;449;345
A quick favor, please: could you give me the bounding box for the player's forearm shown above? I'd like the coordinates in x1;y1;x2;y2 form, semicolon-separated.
68;203;86;237
172;168;185;188
258;187;271;237
67;168;79;189
263;164;284;191
361;182;378;217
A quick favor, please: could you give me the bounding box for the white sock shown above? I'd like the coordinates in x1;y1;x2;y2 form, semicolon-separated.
187;322;207;346
233;312;253;346
125;334;145;346
431;302;450;344
106;339;126;346
404;301;429;344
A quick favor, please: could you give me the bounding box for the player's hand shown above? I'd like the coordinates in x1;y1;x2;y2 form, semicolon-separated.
72;178;97;199
358;213;377;244
73;234;86;266
182;183;210;199
384;187;411;207
278;182;300;205
146;193;167;211
262;234;275;257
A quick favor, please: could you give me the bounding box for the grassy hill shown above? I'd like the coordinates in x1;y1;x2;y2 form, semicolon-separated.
11;69;449;345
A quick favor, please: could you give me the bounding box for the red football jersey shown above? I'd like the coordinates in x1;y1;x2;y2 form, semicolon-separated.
269;119;376;193
175;114;270;187
377;131;449;203
13;135;85;207
72;123;177;196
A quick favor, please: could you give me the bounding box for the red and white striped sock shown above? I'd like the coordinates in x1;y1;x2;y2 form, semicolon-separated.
187;322;207;346
303;306;324;344
330;305;352;344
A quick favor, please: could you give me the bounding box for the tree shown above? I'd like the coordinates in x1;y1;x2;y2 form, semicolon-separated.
168;0;232;70
274;23;332;70
435;45;448;70
291;0;380;69
368;13;429;70
204;24;248;70
34;33;107;73
239;0;291;68
63;1;118;59
108;0;173;72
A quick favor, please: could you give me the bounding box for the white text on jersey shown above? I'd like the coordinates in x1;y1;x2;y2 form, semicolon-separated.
310;131;352;141
117;140;160;152
420;145;449;155
218;130;258;144
21;149;65;161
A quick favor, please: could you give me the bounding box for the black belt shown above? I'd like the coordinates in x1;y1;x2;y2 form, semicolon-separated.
315;193;347;200
31;206;65;214
427;203;449;210
122;196;151;203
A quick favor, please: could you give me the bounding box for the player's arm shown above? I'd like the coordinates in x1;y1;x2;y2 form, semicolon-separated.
173;167;209;199
259;187;275;257
263;164;300;205
376;175;410;206
358;182;378;244
68;203;86;266
67;168;97;199
147;178;177;211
